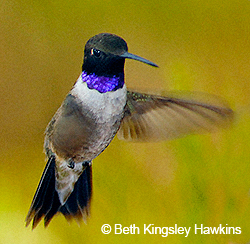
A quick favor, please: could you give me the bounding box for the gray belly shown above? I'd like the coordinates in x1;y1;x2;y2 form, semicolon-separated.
45;94;124;162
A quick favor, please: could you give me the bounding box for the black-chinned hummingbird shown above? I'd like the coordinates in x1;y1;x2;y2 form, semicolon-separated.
26;33;233;229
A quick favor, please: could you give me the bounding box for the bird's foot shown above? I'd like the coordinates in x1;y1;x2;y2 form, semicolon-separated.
82;161;92;167
68;159;75;169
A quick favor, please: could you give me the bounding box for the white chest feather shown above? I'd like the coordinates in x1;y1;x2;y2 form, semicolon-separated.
71;75;127;123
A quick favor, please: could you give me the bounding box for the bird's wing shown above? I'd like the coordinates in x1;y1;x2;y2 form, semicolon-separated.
117;90;233;142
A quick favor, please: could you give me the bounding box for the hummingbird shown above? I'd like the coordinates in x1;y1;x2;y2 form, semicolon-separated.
26;33;233;229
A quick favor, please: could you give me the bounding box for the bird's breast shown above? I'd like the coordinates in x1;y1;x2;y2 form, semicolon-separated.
45;75;127;162
71;75;127;123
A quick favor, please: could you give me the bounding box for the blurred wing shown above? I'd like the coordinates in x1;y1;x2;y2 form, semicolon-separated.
117;90;234;141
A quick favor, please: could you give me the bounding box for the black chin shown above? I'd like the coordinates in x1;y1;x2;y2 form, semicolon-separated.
82;57;125;77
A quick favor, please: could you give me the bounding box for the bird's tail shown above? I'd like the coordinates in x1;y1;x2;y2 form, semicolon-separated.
25;156;92;229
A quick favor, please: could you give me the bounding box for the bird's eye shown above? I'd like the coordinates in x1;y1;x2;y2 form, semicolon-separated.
91;48;101;58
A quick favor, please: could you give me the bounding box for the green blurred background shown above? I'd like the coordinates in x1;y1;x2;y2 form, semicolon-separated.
1;0;250;243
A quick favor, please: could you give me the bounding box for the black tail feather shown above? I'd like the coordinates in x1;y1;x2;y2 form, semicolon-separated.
26;156;92;229
43;187;61;227
25;156;58;229
60;165;92;222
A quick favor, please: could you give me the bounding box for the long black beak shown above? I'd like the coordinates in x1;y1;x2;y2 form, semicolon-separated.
120;52;158;67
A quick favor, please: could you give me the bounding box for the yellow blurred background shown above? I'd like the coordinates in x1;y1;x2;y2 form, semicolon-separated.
0;0;250;243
